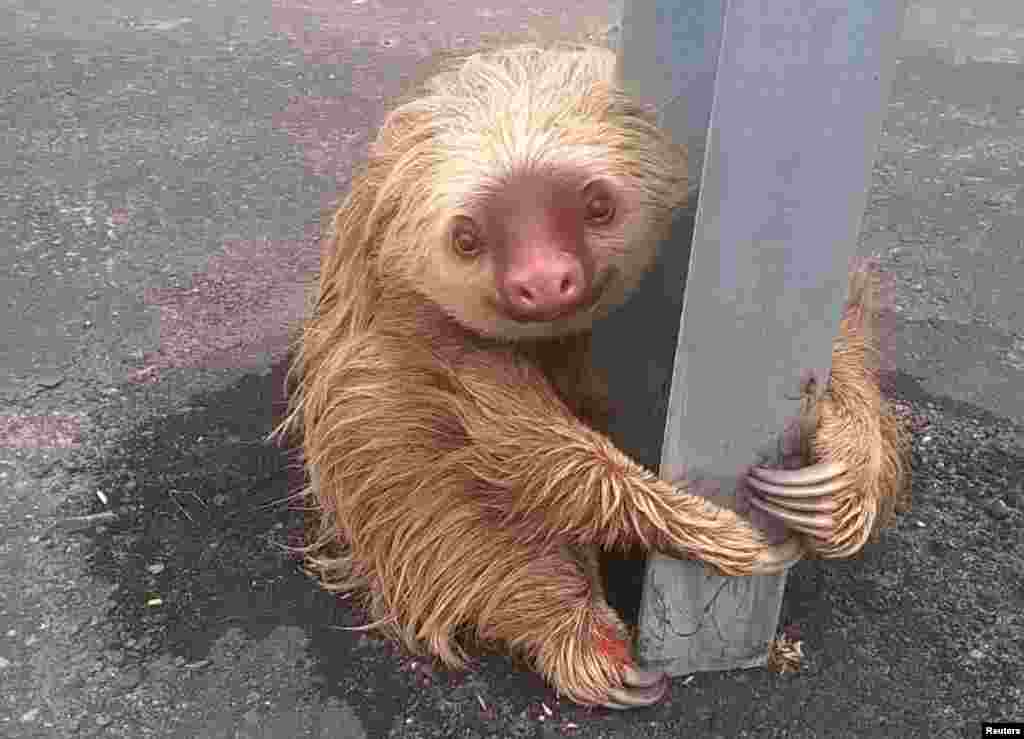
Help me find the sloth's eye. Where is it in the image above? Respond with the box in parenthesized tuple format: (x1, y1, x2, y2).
(451, 217, 483, 258)
(583, 183, 615, 225)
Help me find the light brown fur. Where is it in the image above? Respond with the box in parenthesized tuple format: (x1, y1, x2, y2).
(804, 263, 911, 557)
(277, 43, 910, 707)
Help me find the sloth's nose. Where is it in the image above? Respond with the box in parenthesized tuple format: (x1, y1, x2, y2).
(501, 252, 586, 321)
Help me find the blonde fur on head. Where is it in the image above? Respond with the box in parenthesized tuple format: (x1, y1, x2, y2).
(277, 42, 910, 709)
(314, 43, 685, 349)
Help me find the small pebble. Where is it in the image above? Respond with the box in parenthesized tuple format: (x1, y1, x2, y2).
(986, 499, 1012, 520)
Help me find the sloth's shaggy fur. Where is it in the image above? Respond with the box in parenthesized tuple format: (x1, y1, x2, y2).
(277, 43, 910, 707)
(807, 265, 911, 557)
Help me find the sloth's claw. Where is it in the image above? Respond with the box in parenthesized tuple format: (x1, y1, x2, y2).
(623, 664, 666, 688)
(748, 460, 849, 494)
(746, 460, 850, 537)
(600, 667, 668, 709)
(747, 494, 835, 536)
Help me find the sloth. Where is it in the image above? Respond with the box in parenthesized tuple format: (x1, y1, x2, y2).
(278, 42, 909, 709)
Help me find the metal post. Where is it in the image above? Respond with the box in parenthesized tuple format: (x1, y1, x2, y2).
(602, 0, 907, 675)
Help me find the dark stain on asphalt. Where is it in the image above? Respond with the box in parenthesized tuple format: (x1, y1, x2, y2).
(60, 361, 414, 737)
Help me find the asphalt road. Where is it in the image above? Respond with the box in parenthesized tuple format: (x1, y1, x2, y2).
(2, 1, 1022, 738)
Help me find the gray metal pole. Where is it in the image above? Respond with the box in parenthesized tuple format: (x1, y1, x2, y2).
(607, 0, 907, 675)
